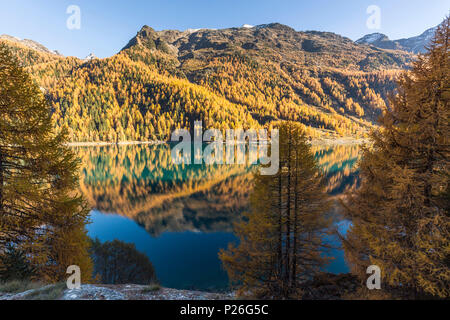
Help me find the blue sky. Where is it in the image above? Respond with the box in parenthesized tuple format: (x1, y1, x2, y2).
(0, 0, 448, 58)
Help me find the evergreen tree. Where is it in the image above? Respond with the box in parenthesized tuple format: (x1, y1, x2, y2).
(0, 244, 36, 281)
(219, 122, 331, 299)
(0, 44, 93, 282)
(342, 18, 449, 299)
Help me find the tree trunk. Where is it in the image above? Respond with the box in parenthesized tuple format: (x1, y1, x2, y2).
(0, 150, 4, 216)
(292, 151, 299, 289)
(285, 140, 291, 294)
(277, 171, 283, 287)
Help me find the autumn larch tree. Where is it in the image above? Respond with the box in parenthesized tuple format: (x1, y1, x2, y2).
(0, 44, 92, 282)
(219, 121, 331, 299)
(342, 18, 449, 299)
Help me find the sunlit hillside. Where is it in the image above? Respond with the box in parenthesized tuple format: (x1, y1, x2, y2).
(0, 23, 414, 142)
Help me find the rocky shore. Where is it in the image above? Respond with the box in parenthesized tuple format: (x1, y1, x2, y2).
(0, 273, 359, 300)
(0, 284, 234, 300)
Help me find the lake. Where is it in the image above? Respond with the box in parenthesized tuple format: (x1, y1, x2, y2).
(74, 143, 360, 291)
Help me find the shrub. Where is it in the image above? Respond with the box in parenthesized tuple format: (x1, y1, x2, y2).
(90, 239, 158, 285)
(140, 283, 161, 293)
(0, 280, 43, 294)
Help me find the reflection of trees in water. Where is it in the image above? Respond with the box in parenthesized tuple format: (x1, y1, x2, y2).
(312, 145, 360, 196)
(75, 144, 360, 235)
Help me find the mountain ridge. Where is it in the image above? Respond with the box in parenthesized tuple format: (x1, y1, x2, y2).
(122, 22, 412, 71)
(356, 26, 438, 53)
(1, 21, 434, 142)
(0, 34, 62, 56)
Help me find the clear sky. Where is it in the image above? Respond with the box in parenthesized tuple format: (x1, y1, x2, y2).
(0, 0, 448, 58)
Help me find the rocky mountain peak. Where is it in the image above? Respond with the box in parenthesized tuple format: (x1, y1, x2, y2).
(122, 25, 173, 54)
(355, 32, 402, 50)
(356, 33, 389, 44)
(255, 22, 296, 33)
(138, 25, 158, 38)
(84, 53, 97, 61)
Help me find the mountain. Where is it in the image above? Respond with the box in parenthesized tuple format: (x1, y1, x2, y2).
(396, 26, 438, 53)
(356, 26, 437, 54)
(1, 22, 429, 142)
(127, 23, 412, 71)
(0, 34, 62, 56)
(355, 33, 402, 50)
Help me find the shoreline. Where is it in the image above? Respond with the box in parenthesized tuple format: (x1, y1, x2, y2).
(310, 137, 369, 146)
(66, 140, 166, 147)
(67, 137, 369, 147)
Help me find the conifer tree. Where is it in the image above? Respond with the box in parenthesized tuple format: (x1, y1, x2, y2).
(342, 18, 449, 299)
(0, 244, 36, 281)
(0, 44, 93, 282)
(219, 122, 331, 299)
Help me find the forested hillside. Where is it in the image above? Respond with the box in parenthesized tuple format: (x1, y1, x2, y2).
(1, 23, 415, 142)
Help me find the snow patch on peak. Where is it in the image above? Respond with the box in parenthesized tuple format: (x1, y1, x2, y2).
(84, 53, 96, 61)
(186, 28, 201, 34)
(185, 28, 217, 34)
(356, 33, 387, 44)
(420, 26, 438, 40)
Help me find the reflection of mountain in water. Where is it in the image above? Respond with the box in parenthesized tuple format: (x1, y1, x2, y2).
(76, 144, 360, 236)
(133, 173, 252, 236)
(77, 144, 252, 236)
